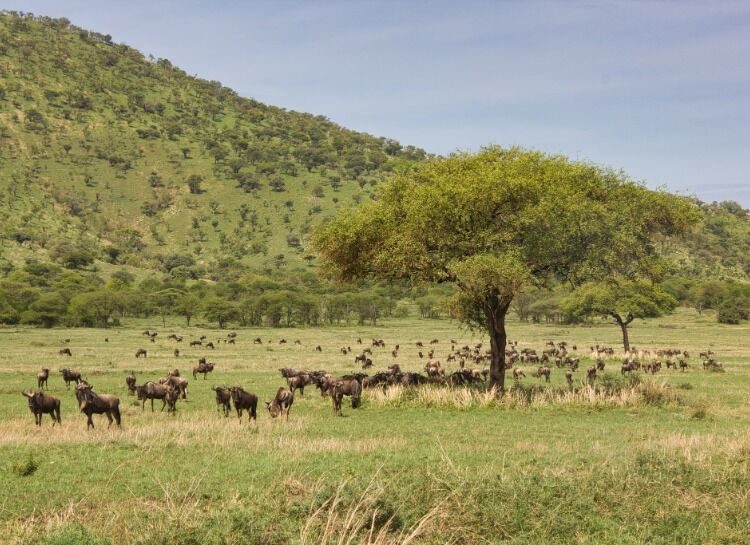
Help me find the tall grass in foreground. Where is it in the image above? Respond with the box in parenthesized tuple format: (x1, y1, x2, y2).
(366, 374, 679, 410)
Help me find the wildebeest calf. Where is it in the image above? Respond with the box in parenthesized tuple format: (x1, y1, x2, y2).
(125, 374, 137, 395)
(212, 386, 232, 416)
(331, 377, 362, 416)
(37, 368, 50, 390)
(22, 390, 61, 426)
(135, 348, 147, 358)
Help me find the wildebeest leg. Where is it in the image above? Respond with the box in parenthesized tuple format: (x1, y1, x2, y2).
(151, 398, 155, 412)
(54, 405, 61, 426)
(160, 399, 166, 412)
(299, 386, 304, 397)
(106, 411, 113, 427)
(35, 413, 41, 426)
(87, 413, 94, 429)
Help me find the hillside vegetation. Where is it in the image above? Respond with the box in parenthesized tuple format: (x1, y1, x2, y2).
(0, 12, 748, 330)
(0, 12, 425, 276)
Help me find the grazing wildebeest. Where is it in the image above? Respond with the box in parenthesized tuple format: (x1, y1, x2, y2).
(266, 387, 294, 420)
(193, 361, 215, 380)
(286, 373, 312, 396)
(229, 387, 258, 422)
(679, 359, 688, 372)
(135, 348, 147, 358)
(228, 339, 236, 345)
(512, 368, 525, 381)
(596, 359, 605, 372)
(37, 368, 50, 390)
(206, 342, 215, 349)
(174, 349, 180, 358)
(586, 367, 597, 384)
(136, 382, 173, 412)
(76, 383, 121, 429)
(59, 348, 72, 357)
(60, 368, 81, 389)
(315, 345, 322, 352)
(22, 390, 61, 426)
(331, 376, 362, 416)
(125, 374, 136, 395)
(253, 337, 262, 344)
(565, 370, 574, 387)
(212, 386, 232, 416)
(190, 340, 202, 347)
(536, 366, 551, 383)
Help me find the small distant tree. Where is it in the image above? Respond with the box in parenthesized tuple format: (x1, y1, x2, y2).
(203, 298, 239, 328)
(175, 294, 200, 326)
(563, 280, 677, 352)
(187, 174, 203, 194)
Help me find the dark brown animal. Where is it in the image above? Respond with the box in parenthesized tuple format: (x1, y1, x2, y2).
(230, 387, 258, 422)
(586, 367, 597, 384)
(193, 361, 215, 380)
(565, 370, 574, 386)
(136, 382, 172, 412)
(266, 387, 294, 420)
(76, 384, 121, 429)
(22, 390, 61, 426)
(37, 368, 50, 390)
(536, 366, 551, 382)
(512, 368, 525, 380)
(160, 375, 189, 399)
(212, 386, 232, 416)
(59, 348, 72, 357)
(286, 373, 312, 396)
(135, 348, 147, 358)
(331, 377, 362, 416)
(125, 374, 136, 395)
(60, 368, 81, 389)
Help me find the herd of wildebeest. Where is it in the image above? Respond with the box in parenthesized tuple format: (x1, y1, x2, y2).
(21, 329, 725, 428)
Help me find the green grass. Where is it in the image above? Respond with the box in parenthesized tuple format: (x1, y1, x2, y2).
(1, 308, 749, 544)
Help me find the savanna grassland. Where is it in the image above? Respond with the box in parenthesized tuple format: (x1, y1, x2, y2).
(1, 309, 749, 545)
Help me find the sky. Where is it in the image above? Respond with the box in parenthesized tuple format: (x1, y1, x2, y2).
(5, 0, 750, 205)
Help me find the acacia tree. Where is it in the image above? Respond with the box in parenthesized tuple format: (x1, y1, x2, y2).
(313, 147, 696, 392)
(562, 280, 677, 352)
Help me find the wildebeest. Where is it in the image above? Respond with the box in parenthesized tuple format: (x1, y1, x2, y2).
(229, 386, 258, 422)
(266, 387, 294, 420)
(125, 374, 136, 395)
(512, 368, 525, 381)
(190, 340, 202, 347)
(331, 376, 362, 416)
(679, 359, 689, 372)
(136, 382, 174, 412)
(37, 368, 50, 390)
(586, 367, 597, 384)
(285, 373, 312, 396)
(59, 348, 72, 357)
(424, 361, 444, 378)
(212, 386, 232, 416)
(160, 374, 188, 399)
(76, 383, 121, 429)
(565, 370, 574, 386)
(22, 390, 61, 426)
(536, 366, 551, 382)
(206, 342, 215, 349)
(60, 368, 81, 389)
(174, 349, 180, 358)
(193, 361, 215, 380)
(135, 348, 147, 358)
(253, 337, 262, 344)
(315, 345, 322, 352)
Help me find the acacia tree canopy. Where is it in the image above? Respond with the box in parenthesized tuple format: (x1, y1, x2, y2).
(562, 280, 677, 351)
(313, 146, 697, 392)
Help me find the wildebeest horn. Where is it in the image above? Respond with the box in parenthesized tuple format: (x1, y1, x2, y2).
(21, 390, 31, 397)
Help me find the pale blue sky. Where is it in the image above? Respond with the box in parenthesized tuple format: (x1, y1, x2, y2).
(6, 1, 750, 204)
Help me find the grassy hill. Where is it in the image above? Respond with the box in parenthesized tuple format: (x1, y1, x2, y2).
(0, 12, 427, 277)
(0, 11, 748, 288)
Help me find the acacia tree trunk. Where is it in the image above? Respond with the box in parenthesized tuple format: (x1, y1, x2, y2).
(485, 293, 512, 394)
(612, 313, 634, 352)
